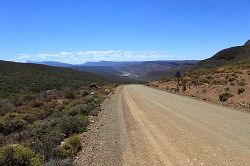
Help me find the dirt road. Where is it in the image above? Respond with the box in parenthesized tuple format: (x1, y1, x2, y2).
(75, 85, 250, 166)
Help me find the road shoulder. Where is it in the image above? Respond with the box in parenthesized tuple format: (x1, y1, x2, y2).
(74, 86, 124, 166)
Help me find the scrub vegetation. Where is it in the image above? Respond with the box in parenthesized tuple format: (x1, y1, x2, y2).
(0, 60, 114, 165)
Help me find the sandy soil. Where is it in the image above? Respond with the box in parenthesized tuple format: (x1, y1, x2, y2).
(75, 85, 250, 166)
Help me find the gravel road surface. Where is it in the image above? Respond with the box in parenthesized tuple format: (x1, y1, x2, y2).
(75, 85, 250, 166)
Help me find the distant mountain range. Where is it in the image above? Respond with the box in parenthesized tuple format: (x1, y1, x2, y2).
(26, 60, 75, 67)
(25, 40, 250, 81)
(27, 60, 199, 81)
(143, 40, 250, 81)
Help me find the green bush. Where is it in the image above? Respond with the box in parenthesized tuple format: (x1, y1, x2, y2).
(219, 92, 233, 102)
(57, 116, 88, 136)
(82, 96, 101, 115)
(26, 129, 65, 161)
(64, 90, 76, 99)
(23, 93, 36, 102)
(22, 108, 49, 123)
(0, 99, 16, 116)
(53, 108, 70, 118)
(212, 80, 223, 85)
(0, 144, 42, 166)
(0, 113, 28, 135)
(68, 96, 101, 116)
(56, 135, 82, 158)
(238, 88, 245, 94)
(9, 95, 24, 107)
(80, 90, 89, 97)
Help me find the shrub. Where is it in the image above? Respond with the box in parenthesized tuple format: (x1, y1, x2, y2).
(69, 106, 80, 116)
(238, 88, 245, 94)
(23, 93, 36, 102)
(32, 129, 64, 161)
(198, 78, 210, 85)
(53, 109, 70, 118)
(219, 92, 233, 102)
(64, 91, 75, 99)
(69, 96, 101, 116)
(22, 108, 49, 123)
(9, 95, 24, 107)
(182, 85, 187, 92)
(56, 135, 82, 158)
(82, 96, 101, 115)
(30, 98, 44, 108)
(238, 81, 246, 86)
(20, 120, 65, 161)
(80, 90, 89, 97)
(0, 144, 42, 166)
(57, 116, 88, 136)
(212, 80, 223, 85)
(227, 77, 236, 82)
(191, 79, 198, 86)
(0, 99, 16, 116)
(0, 113, 28, 135)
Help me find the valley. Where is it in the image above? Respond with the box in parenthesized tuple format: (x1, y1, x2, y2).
(28, 60, 198, 81)
(0, 40, 250, 165)
(1, 1, 249, 165)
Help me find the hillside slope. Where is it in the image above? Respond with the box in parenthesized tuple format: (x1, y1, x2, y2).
(0, 60, 117, 165)
(0, 60, 110, 98)
(149, 40, 250, 111)
(197, 41, 250, 68)
(73, 66, 122, 76)
(144, 41, 250, 81)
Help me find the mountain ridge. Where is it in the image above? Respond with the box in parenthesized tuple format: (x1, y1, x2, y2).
(27, 60, 199, 80)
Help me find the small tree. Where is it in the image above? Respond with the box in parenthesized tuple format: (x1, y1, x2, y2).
(175, 71, 181, 86)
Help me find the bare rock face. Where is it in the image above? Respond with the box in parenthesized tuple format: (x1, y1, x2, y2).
(244, 40, 250, 46)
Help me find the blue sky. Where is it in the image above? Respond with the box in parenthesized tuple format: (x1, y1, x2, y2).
(0, 0, 249, 64)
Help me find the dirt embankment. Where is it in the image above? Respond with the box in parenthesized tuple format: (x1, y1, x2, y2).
(149, 68, 250, 112)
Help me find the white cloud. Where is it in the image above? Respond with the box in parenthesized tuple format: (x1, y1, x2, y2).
(16, 54, 31, 60)
(15, 50, 172, 64)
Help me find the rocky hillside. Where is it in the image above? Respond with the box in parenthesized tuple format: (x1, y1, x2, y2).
(196, 40, 250, 68)
(149, 40, 250, 111)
